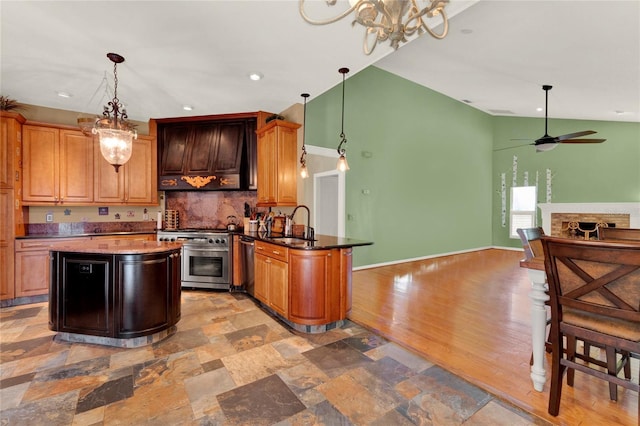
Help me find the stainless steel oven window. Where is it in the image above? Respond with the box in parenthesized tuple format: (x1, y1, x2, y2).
(182, 247, 229, 285)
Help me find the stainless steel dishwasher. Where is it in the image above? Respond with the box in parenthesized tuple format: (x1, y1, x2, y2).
(239, 236, 255, 295)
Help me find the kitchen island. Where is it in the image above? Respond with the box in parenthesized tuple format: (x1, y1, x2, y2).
(239, 232, 372, 333)
(49, 239, 182, 347)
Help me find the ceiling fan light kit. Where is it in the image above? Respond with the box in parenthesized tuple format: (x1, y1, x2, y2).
(299, 0, 449, 55)
(532, 85, 605, 152)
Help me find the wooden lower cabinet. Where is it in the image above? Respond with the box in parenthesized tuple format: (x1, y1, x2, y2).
(14, 237, 88, 298)
(254, 240, 352, 326)
(0, 189, 15, 300)
(255, 241, 289, 317)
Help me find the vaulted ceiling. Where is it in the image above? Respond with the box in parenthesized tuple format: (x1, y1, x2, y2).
(1, 1, 638, 123)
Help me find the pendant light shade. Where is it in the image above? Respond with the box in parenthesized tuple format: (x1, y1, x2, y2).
(92, 53, 137, 173)
(336, 67, 350, 172)
(300, 93, 310, 179)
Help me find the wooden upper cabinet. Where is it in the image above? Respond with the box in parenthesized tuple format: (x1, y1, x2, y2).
(94, 135, 157, 205)
(22, 125, 93, 205)
(1, 113, 24, 189)
(256, 120, 300, 207)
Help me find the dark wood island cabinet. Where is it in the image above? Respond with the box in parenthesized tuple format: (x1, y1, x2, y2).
(49, 240, 182, 347)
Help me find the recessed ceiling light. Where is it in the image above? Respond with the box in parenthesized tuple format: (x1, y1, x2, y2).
(248, 72, 263, 81)
(536, 107, 543, 112)
(57, 91, 72, 98)
(183, 105, 193, 111)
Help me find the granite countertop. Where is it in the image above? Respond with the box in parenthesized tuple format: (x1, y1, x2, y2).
(239, 232, 373, 250)
(16, 231, 157, 239)
(49, 240, 182, 254)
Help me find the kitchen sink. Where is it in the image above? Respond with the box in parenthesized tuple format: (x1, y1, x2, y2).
(269, 237, 315, 245)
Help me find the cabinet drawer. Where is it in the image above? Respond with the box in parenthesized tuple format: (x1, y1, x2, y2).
(254, 241, 288, 262)
(15, 237, 88, 251)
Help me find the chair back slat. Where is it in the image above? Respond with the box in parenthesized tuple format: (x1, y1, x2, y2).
(517, 227, 545, 260)
(597, 226, 640, 242)
(542, 237, 640, 323)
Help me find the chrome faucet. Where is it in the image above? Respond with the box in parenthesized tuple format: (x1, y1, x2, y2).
(289, 205, 314, 240)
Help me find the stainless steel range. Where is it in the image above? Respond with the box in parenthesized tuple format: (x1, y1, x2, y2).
(157, 229, 230, 290)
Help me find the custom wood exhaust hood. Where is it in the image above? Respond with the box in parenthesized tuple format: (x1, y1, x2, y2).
(151, 112, 271, 191)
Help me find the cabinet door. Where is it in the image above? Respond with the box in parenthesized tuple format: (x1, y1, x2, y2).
(214, 122, 244, 174)
(0, 189, 14, 300)
(59, 130, 93, 204)
(268, 258, 288, 317)
(124, 137, 157, 204)
(254, 253, 270, 303)
(257, 125, 277, 205)
(94, 144, 126, 203)
(117, 252, 170, 337)
(22, 125, 59, 202)
(275, 125, 298, 206)
(170, 250, 182, 322)
(56, 253, 112, 336)
(14, 249, 50, 297)
(0, 116, 21, 189)
(159, 125, 190, 175)
(289, 249, 332, 324)
(186, 124, 219, 174)
(340, 248, 353, 317)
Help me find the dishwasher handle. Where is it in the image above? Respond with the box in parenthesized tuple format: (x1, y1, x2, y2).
(239, 237, 254, 246)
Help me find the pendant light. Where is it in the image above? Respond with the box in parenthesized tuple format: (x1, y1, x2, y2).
(300, 93, 310, 179)
(336, 67, 350, 172)
(92, 53, 137, 173)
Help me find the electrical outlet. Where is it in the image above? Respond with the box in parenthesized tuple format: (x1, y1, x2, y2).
(46, 213, 53, 222)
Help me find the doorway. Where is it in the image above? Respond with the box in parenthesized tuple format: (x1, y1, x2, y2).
(313, 170, 345, 237)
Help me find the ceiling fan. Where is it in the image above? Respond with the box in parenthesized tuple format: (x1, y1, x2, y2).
(506, 85, 606, 152)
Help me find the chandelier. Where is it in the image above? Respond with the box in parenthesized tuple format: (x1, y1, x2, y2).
(92, 53, 137, 172)
(299, 0, 449, 54)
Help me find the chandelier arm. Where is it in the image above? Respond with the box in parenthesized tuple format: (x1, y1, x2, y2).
(419, 9, 449, 39)
(363, 27, 380, 55)
(299, 0, 359, 26)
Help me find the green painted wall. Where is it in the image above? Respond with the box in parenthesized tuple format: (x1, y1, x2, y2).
(492, 116, 640, 248)
(306, 66, 640, 267)
(306, 66, 494, 266)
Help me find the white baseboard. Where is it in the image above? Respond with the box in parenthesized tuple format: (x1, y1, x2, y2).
(353, 246, 525, 271)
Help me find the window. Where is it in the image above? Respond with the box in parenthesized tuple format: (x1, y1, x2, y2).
(510, 186, 537, 238)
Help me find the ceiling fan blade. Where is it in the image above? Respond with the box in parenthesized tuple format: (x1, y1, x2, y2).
(559, 138, 606, 144)
(556, 130, 597, 141)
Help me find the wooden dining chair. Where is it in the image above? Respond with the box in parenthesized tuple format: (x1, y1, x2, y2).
(598, 225, 640, 242)
(541, 236, 640, 417)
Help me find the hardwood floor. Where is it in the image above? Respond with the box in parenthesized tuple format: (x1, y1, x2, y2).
(350, 248, 638, 425)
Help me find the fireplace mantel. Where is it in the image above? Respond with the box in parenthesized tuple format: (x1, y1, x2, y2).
(538, 202, 640, 235)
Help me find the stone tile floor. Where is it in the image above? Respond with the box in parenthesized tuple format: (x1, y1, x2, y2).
(0, 291, 550, 425)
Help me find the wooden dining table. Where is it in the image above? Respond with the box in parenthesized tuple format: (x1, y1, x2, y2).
(520, 256, 549, 392)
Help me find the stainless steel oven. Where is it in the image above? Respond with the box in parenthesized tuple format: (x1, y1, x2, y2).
(157, 230, 230, 290)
